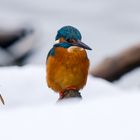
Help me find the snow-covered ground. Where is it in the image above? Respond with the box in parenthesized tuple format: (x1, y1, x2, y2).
(0, 66, 123, 108)
(0, 0, 140, 139)
(0, 66, 140, 140)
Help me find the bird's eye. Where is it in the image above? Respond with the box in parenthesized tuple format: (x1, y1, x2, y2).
(66, 39, 76, 43)
(66, 39, 71, 42)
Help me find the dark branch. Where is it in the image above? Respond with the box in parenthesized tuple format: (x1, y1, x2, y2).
(91, 44, 140, 82)
(58, 89, 82, 100)
(0, 94, 5, 105)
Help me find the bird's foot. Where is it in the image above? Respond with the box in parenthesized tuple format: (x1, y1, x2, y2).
(65, 86, 77, 91)
(59, 87, 82, 100)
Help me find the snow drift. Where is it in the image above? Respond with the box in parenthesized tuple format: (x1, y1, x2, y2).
(0, 66, 140, 140)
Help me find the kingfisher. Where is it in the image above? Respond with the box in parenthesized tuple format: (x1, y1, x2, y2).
(46, 26, 92, 99)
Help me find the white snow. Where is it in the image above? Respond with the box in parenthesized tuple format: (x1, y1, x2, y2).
(0, 66, 140, 140)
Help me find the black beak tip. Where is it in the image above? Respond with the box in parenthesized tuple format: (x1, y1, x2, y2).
(77, 40, 92, 50)
(88, 47, 92, 50)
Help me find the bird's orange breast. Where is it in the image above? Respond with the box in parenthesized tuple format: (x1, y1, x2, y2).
(46, 46, 89, 93)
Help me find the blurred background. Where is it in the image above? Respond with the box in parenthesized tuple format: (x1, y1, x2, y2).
(0, 0, 140, 87)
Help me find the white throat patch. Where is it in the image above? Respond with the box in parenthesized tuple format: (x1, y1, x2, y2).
(67, 46, 84, 53)
(55, 39, 60, 44)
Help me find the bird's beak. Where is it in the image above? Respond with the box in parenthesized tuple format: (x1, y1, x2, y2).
(74, 40, 92, 50)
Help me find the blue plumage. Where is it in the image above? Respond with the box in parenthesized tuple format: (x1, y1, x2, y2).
(47, 48, 55, 60)
(55, 26, 82, 41)
(54, 42, 72, 48)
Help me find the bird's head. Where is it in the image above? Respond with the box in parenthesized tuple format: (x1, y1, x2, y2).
(55, 26, 92, 50)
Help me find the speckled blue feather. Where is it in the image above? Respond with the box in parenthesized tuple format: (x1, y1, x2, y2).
(55, 26, 82, 41)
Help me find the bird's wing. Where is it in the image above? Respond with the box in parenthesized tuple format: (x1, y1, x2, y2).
(46, 47, 55, 62)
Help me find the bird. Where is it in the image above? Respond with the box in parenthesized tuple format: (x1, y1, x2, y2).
(46, 26, 92, 99)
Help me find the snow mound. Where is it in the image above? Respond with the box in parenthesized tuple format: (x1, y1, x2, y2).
(0, 66, 140, 140)
(0, 65, 127, 108)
